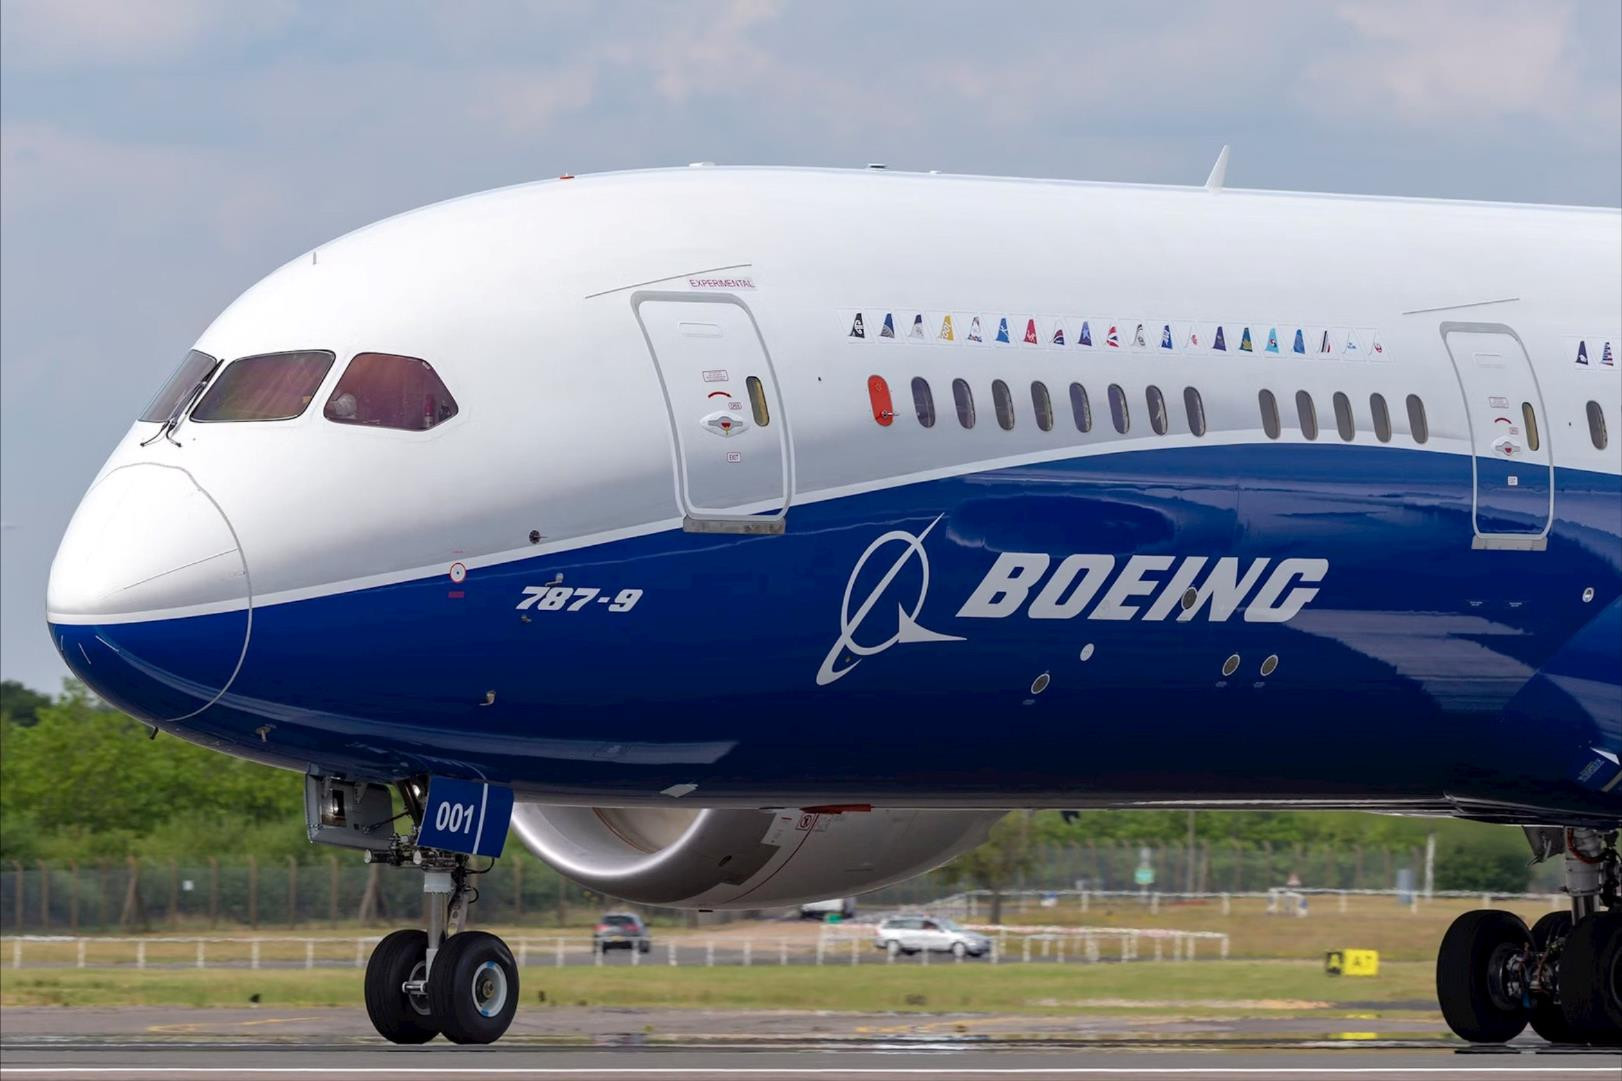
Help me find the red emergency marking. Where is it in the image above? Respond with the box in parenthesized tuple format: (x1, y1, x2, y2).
(867, 375, 894, 426)
(801, 803, 872, 814)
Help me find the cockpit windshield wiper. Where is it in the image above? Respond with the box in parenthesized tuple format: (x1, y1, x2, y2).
(139, 358, 221, 447)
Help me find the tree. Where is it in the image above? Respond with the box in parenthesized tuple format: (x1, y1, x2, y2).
(935, 812, 1038, 924)
(0, 680, 51, 727)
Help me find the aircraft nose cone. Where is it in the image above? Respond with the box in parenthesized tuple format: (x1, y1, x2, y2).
(47, 464, 250, 723)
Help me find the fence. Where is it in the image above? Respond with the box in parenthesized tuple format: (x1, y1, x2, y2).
(0, 840, 1563, 934)
(1, 925, 1228, 970)
(923, 887, 1570, 921)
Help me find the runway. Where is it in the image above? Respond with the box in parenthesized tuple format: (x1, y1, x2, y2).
(1, 1008, 1616, 1080)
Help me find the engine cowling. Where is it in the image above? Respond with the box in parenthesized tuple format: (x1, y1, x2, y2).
(510, 804, 1004, 909)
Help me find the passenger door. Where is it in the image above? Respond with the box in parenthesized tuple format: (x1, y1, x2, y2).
(634, 293, 790, 532)
(1440, 323, 1553, 549)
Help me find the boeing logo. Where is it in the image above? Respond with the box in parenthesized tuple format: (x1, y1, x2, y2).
(958, 553, 1329, 623)
(816, 516, 964, 686)
(819, 528, 1330, 686)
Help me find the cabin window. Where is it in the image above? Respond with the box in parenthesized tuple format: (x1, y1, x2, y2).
(952, 378, 976, 429)
(869, 374, 895, 425)
(1108, 384, 1130, 434)
(1587, 401, 1608, 450)
(1370, 393, 1392, 443)
(866, 375, 892, 427)
(1184, 387, 1206, 437)
(193, 350, 336, 423)
(1031, 381, 1054, 432)
(1406, 394, 1429, 444)
(747, 376, 771, 427)
(1520, 401, 1540, 451)
(1259, 389, 1281, 440)
(1295, 390, 1318, 440)
(1333, 391, 1355, 441)
(140, 350, 219, 423)
(1146, 385, 1169, 435)
(911, 377, 936, 428)
(1070, 383, 1092, 433)
(323, 352, 458, 431)
(992, 379, 1016, 430)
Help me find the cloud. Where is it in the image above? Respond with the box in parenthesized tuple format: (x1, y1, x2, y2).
(1296, 1, 1618, 142)
(0, 0, 296, 69)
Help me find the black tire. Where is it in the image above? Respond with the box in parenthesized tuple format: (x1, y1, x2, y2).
(1437, 909, 1532, 1043)
(428, 931, 520, 1046)
(1559, 910, 1622, 1045)
(1528, 912, 1577, 1044)
(364, 929, 439, 1044)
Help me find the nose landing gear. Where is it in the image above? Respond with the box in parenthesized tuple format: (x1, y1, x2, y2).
(1437, 827, 1620, 1046)
(360, 849, 520, 1045)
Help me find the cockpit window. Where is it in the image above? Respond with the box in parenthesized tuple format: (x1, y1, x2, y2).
(190, 350, 335, 423)
(139, 350, 218, 423)
(324, 352, 459, 431)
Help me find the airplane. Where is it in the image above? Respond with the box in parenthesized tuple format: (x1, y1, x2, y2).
(44, 162, 1620, 1046)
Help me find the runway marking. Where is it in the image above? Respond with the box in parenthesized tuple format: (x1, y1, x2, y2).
(5, 1067, 1620, 1076)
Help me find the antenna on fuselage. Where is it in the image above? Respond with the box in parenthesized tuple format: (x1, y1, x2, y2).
(1204, 145, 1230, 193)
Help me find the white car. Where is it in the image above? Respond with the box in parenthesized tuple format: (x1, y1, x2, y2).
(874, 915, 990, 958)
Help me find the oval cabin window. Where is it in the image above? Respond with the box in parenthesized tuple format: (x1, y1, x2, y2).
(1333, 392, 1355, 441)
(1108, 384, 1130, 434)
(1146, 385, 1168, 435)
(1259, 389, 1281, 440)
(746, 376, 770, 427)
(1406, 394, 1429, 444)
(1370, 393, 1392, 443)
(867, 375, 893, 427)
(953, 378, 976, 429)
(1070, 383, 1092, 432)
(1587, 400, 1609, 450)
(911, 377, 935, 428)
(1296, 390, 1318, 441)
(1184, 386, 1206, 437)
(1031, 381, 1053, 432)
(992, 379, 1016, 430)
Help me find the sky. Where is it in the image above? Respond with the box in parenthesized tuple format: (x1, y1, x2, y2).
(2, 0, 1620, 693)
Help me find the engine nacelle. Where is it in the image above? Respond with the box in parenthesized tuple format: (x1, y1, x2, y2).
(510, 804, 1004, 909)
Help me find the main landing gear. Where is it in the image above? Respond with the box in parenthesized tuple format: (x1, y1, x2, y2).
(1437, 827, 1621, 1046)
(304, 775, 520, 1044)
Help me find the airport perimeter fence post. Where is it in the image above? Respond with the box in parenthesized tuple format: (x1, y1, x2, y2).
(1055, 937, 1064, 964)
(1220, 935, 1229, 959)
(197, 940, 205, 969)
(77, 939, 86, 968)
(10, 937, 19, 971)
(779, 939, 787, 966)
(251, 939, 260, 971)
(1021, 938, 1031, 964)
(742, 941, 751, 967)
(136, 941, 145, 970)
(556, 937, 564, 967)
(1154, 937, 1163, 962)
(1220, 892, 1230, 915)
(706, 940, 715, 967)
(815, 938, 824, 966)
(850, 937, 859, 966)
(354, 938, 365, 968)
(921, 940, 929, 965)
(305, 939, 315, 970)
(630, 939, 640, 966)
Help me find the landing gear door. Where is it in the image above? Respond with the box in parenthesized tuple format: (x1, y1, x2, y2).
(634, 293, 790, 533)
(1440, 323, 1553, 550)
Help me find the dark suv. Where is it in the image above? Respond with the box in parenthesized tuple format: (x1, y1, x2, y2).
(593, 911, 650, 953)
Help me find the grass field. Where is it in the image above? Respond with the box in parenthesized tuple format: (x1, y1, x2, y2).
(0, 959, 1439, 1016)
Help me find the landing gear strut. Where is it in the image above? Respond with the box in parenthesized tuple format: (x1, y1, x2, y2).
(305, 774, 520, 1045)
(1437, 826, 1620, 1046)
